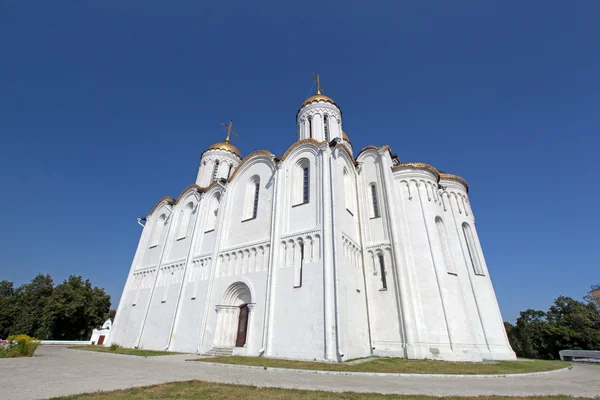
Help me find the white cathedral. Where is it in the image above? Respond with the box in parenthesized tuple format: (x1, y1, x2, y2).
(110, 78, 516, 362)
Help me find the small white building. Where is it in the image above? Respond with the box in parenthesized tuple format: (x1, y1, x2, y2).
(90, 319, 112, 346)
(110, 80, 516, 362)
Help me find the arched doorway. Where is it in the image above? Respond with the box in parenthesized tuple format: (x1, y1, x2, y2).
(214, 282, 253, 348)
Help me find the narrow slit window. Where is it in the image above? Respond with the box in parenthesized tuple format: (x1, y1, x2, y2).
(324, 115, 329, 142)
(303, 167, 309, 203)
(212, 161, 220, 182)
(378, 254, 387, 290)
(308, 117, 312, 139)
(252, 182, 259, 219)
(371, 184, 381, 218)
(228, 164, 234, 179)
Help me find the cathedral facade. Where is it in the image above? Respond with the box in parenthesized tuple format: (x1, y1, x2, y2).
(110, 83, 516, 362)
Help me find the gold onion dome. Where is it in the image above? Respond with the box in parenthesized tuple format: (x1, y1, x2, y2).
(301, 93, 338, 108)
(300, 73, 339, 109)
(206, 140, 242, 159)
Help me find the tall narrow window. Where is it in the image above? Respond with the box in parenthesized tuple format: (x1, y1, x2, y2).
(308, 117, 313, 139)
(212, 160, 220, 182)
(462, 223, 484, 275)
(252, 182, 259, 219)
(177, 202, 194, 240)
(149, 214, 166, 248)
(302, 167, 309, 203)
(294, 242, 304, 287)
(293, 159, 310, 206)
(370, 183, 381, 218)
(228, 164, 234, 179)
(378, 254, 387, 290)
(436, 217, 456, 274)
(243, 176, 261, 221)
(324, 115, 329, 142)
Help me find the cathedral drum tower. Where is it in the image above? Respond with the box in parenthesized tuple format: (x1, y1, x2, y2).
(110, 75, 516, 362)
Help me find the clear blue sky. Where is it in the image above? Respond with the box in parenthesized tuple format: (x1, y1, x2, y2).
(1, 1, 598, 322)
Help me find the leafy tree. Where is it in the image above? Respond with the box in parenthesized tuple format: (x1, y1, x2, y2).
(507, 296, 600, 360)
(41, 275, 111, 340)
(0, 281, 14, 299)
(0, 274, 111, 340)
(10, 274, 54, 338)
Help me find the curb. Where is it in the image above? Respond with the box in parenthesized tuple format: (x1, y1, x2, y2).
(185, 360, 572, 378)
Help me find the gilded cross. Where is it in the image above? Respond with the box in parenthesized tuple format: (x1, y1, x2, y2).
(220, 120, 238, 143)
(312, 73, 323, 94)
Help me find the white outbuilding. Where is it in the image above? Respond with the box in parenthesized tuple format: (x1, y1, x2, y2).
(110, 78, 516, 362)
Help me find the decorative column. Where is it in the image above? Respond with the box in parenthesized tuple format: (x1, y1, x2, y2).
(312, 113, 323, 142)
(246, 303, 256, 348)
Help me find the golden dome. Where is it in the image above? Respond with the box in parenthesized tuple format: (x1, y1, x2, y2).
(342, 130, 350, 142)
(205, 141, 242, 158)
(301, 93, 338, 108)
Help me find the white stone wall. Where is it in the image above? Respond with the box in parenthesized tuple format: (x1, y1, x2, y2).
(111, 113, 515, 362)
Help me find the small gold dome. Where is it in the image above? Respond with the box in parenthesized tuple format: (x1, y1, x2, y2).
(301, 93, 338, 108)
(342, 130, 350, 142)
(205, 141, 242, 158)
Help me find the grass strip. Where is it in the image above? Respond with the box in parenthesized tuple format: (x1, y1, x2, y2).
(50, 380, 590, 399)
(69, 345, 176, 357)
(192, 356, 568, 375)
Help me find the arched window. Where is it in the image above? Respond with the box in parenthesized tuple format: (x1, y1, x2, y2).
(293, 159, 310, 206)
(324, 115, 329, 142)
(149, 213, 166, 248)
(243, 176, 260, 221)
(308, 117, 313, 139)
(206, 193, 221, 232)
(212, 160, 220, 182)
(177, 202, 194, 240)
(228, 164, 234, 179)
(343, 168, 355, 214)
(370, 183, 381, 218)
(462, 223, 485, 275)
(436, 217, 456, 274)
(378, 253, 387, 290)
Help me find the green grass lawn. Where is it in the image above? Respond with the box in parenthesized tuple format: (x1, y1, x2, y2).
(69, 345, 177, 357)
(192, 356, 569, 375)
(49, 380, 590, 400)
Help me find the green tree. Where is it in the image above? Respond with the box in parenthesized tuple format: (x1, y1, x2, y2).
(10, 274, 54, 338)
(40, 275, 111, 340)
(0, 281, 14, 299)
(0, 281, 16, 338)
(507, 296, 600, 360)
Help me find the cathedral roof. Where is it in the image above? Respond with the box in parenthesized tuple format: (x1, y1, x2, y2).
(300, 93, 338, 109)
(342, 130, 350, 143)
(204, 141, 242, 159)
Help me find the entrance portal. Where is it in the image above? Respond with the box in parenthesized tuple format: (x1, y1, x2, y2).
(236, 304, 249, 347)
(214, 282, 253, 348)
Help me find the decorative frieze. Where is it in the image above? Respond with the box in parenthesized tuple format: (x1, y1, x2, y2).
(217, 242, 271, 277)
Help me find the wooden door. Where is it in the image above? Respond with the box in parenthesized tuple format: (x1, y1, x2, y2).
(98, 335, 105, 345)
(235, 304, 249, 347)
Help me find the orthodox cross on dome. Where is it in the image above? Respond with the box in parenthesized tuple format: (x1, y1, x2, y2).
(312, 73, 323, 95)
(220, 120, 238, 143)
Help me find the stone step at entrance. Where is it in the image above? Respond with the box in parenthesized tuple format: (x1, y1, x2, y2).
(203, 347, 234, 357)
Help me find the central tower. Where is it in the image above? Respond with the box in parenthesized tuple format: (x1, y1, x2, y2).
(297, 74, 343, 143)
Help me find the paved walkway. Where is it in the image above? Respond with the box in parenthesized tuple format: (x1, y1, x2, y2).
(1, 346, 599, 399)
